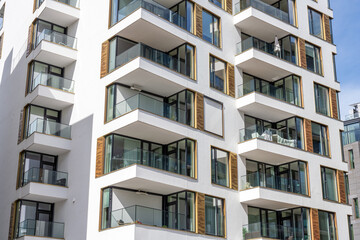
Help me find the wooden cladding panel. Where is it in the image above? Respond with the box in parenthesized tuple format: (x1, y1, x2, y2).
(226, 0, 232, 14)
(324, 15, 332, 43)
(230, 152, 238, 190)
(337, 171, 347, 204)
(196, 193, 205, 234)
(195, 4, 203, 38)
(329, 88, 338, 119)
(227, 64, 235, 98)
(96, 137, 105, 178)
(26, 24, 34, 57)
(299, 38, 307, 69)
(100, 41, 109, 78)
(304, 119, 313, 153)
(8, 201, 16, 240)
(310, 208, 320, 240)
(195, 93, 204, 131)
(17, 108, 25, 144)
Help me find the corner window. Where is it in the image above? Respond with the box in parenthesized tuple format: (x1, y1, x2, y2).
(211, 147, 229, 187)
(210, 56, 226, 93)
(349, 150, 355, 169)
(355, 198, 360, 218)
(308, 8, 323, 38)
(333, 54, 338, 82)
(312, 122, 329, 156)
(318, 210, 336, 240)
(305, 42, 322, 74)
(205, 196, 225, 236)
(202, 10, 220, 47)
(321, 167, 338, 201)
(314, 83, 330, 116)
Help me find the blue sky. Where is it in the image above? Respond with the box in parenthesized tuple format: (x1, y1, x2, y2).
(331, 0, 360, 118)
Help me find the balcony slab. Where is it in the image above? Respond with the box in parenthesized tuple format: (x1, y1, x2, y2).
(17, 182, 68, 203)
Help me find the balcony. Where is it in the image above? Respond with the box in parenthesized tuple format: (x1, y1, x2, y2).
(345, 112, 360, 120)
(23, 167, 68, 187)
(17, 219, 64, 239)
(30, 29, 77, 67)
(234, 0, 296, 42)
(242, 223, 303, 240)
(343, 129, 360, 145)
(35, 0, 80, 27)
(27, 118, 71, 139)
(26, 73, 74, 110)
(109, 0, 191, 51)
(235, 35, 299, 81)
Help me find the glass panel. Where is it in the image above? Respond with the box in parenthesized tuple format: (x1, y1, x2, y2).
(210, 56, 226, 93)
(321, 167, 338, 201)
(205, 196, 224, 236)
(319, 211, 336, 240)
(314, 84, 330, 116)
(312, 122, 329, 156)
(309, 8, 323, 38)
(306, 42, 322, 74)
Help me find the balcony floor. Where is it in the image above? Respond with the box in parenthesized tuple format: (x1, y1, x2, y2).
(36, 0, 80, 27)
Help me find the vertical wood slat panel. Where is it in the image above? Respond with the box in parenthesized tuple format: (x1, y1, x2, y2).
(226, 0, 232, 14)
(310, 208, 320, 240)
(337, 170, 347, 204)
(16, 153, 22, 189)
(17, 108, 25, 144)
(299, 38, 307, 69)
(227, 63, 235, 98)
(8, 201, 16, 240)
(230, 152, 238, 190)
(304, 119, 313, 153)
(96, 137, 105, 178)
(195, 92, 204, 131)
(329, 88, 338, 119)
(196, 193, 205, 234)
(26, 24, 34, 57)
(33, 0, 37, 12)
(100, 41, 109, 78)
(195, 4, 202, 38)
(324, 15, 332, 43)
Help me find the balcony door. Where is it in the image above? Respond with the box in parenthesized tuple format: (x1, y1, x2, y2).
(25, 105, 61, 137)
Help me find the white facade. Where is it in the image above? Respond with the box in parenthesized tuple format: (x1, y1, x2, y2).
(0, 0, 352, 240)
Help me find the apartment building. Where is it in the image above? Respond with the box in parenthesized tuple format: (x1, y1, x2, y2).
(0, 0, 352, 239)
(343, 103, 360, 240)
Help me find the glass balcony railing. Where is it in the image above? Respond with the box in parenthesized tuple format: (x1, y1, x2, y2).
(238, 83, 296, 105)
(242, 222, 303, 240)
(236, 36, 274, 55)
(345, 112, 360, 120)
(113, 0, 186, 29)
(23, 167, 68, 187)
(234, 0, 291, 24)
(110, 205, 189, 231)
(31, 73, 74, 93)
(109, 148, 190, 176)
(18, 219, 64, 239)
(36, 0, 80, 9)
(239, 127, 298, 148)
(113, 93, 187, 124)
(36, 29, 77, 49)
(240, 172, 307, 195)
(343, 129, 360, 145)
(27, 118, 71, 139)
(114, 43, 189, 76)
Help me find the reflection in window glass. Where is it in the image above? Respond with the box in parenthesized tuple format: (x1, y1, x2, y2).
(319, 210, 336, 240)
(202, 10, 220, 47)
(205, 196, 224, 236)
(308, 8, 323, 38)
(305, 42, 322, 74)
(211, 147, 229, 187)
(314, 83, 330, 116)
(312, 122, 329, 156)
(321, 167, 338, 201)
(210, 56, 226, 93)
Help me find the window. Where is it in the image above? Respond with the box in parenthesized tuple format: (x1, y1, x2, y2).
(321, 167, 338, 201)
(202, 10, 220, 47)
(348, 215, 354, 240)
(211, 147, 229, 187)
(328, 0, 332, 9)
(333, 54, 338, 82)
(204, 97, 223, 136)
(314, 83, 330, 116)
(305, 42, 322, 74)
(312, 122, 329, 156)
(345, 173, 350, 204)
(210, 56, 227, 93)
(0, 4, 4, 31)
(349, 150, 355, 169)
(279, 35, 299, 65)
(355, 198, 360, 218)
(308, 8, 323, 38)
(0, 34, 3, 59)
(205, 196, 225, 236)
(329, 18, 334, 43)
(318, 210, 336, 240)
(209, 0, 224, 8)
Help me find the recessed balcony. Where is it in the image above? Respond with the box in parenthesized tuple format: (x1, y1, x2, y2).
(26, 73, 74, 110)
(35, 0, 80, 27)
(235, 35, 299, 82)
(17, 219, 64, 239)
(29, 29, 77, 67)
(234, 0, 296, 42)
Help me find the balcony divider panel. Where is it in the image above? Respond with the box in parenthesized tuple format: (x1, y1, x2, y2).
(195, 4, 202, 38)
(230, 152, 238, 190)
(227, 63, 235, 98)
(324, 15, 332, 43)
(304, 119, 313, 152)
(196, 192, 205, 234)
(100, 40, 109, 78)
(299, 38, 307, 69)
(8, 201, 17, 240)
(26, 23, 34, 57)
(226, 0, 232, 14)
(310, 208, 320, 239)
(337, 170, 347, 204)
(17, 108, 25, 144)
(195, 92, 204, 131)
(329, 88, 338, 119)
(96, 137, 105, 178)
